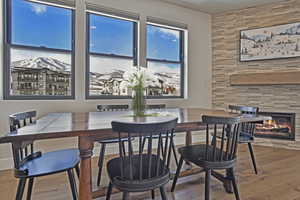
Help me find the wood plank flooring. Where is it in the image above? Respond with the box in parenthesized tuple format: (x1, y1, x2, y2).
(1, 144, 300, 200)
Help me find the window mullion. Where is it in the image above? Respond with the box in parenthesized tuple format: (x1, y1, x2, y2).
(146, 58, 181, 64)
(89, 52, 134, 60)
(9, 44, 73, 54)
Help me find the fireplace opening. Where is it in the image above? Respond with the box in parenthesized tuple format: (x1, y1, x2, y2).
(255, 112, 296, 140)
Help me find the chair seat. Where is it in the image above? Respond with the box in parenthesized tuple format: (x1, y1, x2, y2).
(239, 132, 254, 143)
(97, 137, 134, 144)
(178, 144, 236, 169)
(19, 148, 80, 178)
(107, 154, 170, 192)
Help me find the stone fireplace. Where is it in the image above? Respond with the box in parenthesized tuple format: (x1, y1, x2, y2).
(212, 0, 300, 145)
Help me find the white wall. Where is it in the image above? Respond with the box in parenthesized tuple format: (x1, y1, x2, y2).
(0, 0, 212, 169)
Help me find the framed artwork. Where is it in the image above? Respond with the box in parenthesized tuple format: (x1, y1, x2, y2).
(240, 22, 300, 61)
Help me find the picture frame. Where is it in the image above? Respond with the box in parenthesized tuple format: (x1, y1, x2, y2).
(240, 22, 300, 61)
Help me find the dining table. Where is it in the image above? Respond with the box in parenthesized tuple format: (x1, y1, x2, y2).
(0, 107, 271, 200)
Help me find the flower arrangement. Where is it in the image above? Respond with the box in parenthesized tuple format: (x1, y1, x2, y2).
(122, 66, 157, 116)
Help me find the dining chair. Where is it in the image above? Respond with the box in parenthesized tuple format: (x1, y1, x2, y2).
(171, 115, 242, 200)
(228, 105, 259, 174)
(95, 104, 133, 187)
(106, 118, 178, 200)
(142, 104, 179, 168)
(9, 110, 80, 200)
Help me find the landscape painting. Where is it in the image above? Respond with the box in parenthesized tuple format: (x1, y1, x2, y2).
(240, 22, 300, 61)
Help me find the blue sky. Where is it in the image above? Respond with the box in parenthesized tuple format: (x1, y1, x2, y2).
(89, 14, 134, 56)
(12, 0, 72, 50)
(89, 14, 180, 61)
(147, 25, 180, 61)
(12, 0, 181, 63)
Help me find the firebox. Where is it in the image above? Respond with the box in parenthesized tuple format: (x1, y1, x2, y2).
(255, 112, 296, 140)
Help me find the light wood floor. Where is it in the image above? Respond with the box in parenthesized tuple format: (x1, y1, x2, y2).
(1, 144, 300, 200)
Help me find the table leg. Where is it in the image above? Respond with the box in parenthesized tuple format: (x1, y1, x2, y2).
(79, 136, 94, 200)
(185, 131, 192, 146)
(185, 131, 192, 167)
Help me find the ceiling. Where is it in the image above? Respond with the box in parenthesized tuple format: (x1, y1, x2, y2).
(160, 0, 286, 14)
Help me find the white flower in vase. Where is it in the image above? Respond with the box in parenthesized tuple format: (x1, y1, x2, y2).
(122, 66, 156, 116)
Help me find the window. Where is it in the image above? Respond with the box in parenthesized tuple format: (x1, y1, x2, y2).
(146, 24, 185, 98)
(4, 0, 74, 99)
(86, 12, 137, 98)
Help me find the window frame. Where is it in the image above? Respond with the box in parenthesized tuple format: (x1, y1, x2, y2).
(3, 0, 76, 100)
(85, 11, 138, 99)
(146, 23, 185, 99)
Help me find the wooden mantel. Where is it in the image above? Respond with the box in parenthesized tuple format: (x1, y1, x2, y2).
(230, 71, 300, 86)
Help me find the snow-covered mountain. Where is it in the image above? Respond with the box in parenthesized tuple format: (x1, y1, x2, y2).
(11, 57, 71, 72)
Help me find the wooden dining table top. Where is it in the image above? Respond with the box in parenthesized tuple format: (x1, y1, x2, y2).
(0, 107, 271, 144)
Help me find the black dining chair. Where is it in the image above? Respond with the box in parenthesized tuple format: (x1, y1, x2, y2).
(142, 104, 179, 168)
(228, 105, 259, 174)
(106, 118, 178, 200)
(95, 104, 134, 187)
(9, 110, 80, 200)
(171, 115, 242, 200)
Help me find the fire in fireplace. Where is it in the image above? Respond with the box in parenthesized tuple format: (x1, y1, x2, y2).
(255, 112, 296, 140)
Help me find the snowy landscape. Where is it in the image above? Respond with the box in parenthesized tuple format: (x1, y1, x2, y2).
(89, 60, 181, 97)
(240, 22, 300, 61)
(10, 53, 72, 96)
(10, 50, 181, 97)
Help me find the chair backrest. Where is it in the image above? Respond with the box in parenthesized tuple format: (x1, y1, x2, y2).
(202, 115, 241, 162)
(146, 104, 166, 109)
(228, 105, 259, 115)
(111, 118, 178, 181)
(97, 104, 129, 111)
(9, 111, 41, 177)
(228, 105, 258, 137)
(9, 110, 36, 132)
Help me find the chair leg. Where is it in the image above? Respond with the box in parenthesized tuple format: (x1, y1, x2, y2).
(167, 139, 173, 167)
(106, 182, 113, 200)
(151, 189, 155, 199)
(205, 169, 211, 200)
(171, 156, 184, 192)
(160, 186, 167, 200)
(129, 141, 134, 155)
(16, 178, 26, 200)
(248, 143, 258, 174)
(97, 143, 106, 186)
(171, 140, 179, 167)
(160, 139, 165, 156)
(26, 178, 34, 200)
(67, 169, 78, 200)
(141, 137, 147, 152)
(122, 192, 129, 200)
(230, 168, 240, 200)
(75, 164, 80, 179)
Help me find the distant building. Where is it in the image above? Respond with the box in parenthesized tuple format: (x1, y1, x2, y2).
(11, 67, 71, 96)
(89, 70, 180, 97)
